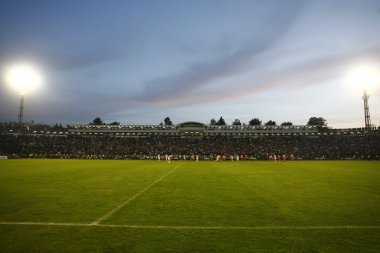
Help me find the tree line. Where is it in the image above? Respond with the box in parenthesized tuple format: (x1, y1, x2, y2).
(208, 116, 326, 127)
(0, 116, 327, 131)
(90, 116, 327, 128)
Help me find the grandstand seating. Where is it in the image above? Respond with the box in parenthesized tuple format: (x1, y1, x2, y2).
(0, 122, 379, 160)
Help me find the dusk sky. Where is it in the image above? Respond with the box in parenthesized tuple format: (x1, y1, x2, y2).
(1, 0, 380, 128)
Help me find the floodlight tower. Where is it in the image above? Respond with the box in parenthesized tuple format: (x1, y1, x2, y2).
(4, 63, 43, 126)
(18, 93, 25, 125)
(347, 63, 379, 129)
(362, 90, 371, 129)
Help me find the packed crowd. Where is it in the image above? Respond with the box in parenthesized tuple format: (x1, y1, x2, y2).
(1, 133, 379, 160)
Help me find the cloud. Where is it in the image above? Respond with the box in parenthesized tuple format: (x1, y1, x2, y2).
(135, 43, 380, 107)
(135, 2, 304, 104)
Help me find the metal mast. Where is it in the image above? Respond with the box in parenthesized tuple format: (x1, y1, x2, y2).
(362, 91, 371, 129)
(17, 94, 24, 125)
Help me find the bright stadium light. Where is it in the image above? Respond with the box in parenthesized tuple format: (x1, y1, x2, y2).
(4, 63, 43, 95)
(346, 63, 380, 93)
(3, 63, 43, 125)
(345, 62, 380, 129)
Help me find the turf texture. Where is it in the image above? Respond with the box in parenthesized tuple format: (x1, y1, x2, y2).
(0, 159, 379, 252)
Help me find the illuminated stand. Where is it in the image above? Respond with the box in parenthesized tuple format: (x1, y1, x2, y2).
(362, 91, 371, 130)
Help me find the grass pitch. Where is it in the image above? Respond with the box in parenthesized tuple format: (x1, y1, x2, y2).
(0, 159, 379, 252)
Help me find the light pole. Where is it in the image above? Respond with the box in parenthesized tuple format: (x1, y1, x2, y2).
(18, 93, 25, 125)
(346, 63, 379, 129)
(362, 90, 371, 130)
(4, 63, 43, 126)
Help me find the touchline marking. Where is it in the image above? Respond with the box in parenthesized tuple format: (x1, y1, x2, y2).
(95, 224, 380, 230)
(91, 164, 183, 225)
(0, 222, 380, 230)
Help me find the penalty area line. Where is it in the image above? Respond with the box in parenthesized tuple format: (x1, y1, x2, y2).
(0, 222, 380, 230)
(91, 163, 183, 225)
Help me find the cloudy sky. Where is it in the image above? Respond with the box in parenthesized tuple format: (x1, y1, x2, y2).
(1, 0, 380, 128)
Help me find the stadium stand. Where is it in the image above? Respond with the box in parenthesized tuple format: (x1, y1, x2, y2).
(0, 122, 379, 160)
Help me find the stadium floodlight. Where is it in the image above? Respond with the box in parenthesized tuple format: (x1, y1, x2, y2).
(346, 64, 380, 93)
(346, 63, 380, 129)
(4, 63, 43, 125)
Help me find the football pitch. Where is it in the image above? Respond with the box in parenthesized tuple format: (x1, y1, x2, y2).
(0, 159, 379, 252)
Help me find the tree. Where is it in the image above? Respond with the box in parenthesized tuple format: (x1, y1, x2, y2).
(249, 118, 262, 126)
(281, 122, 293, 126)
(53, 123, 64, 130)
(210, 118, 217, 125)
(216, 117, 226, 125)
(265, 120, 276, 126)
(91, 117, 104, 125)
(164, 117, 173, 126)
(109, 121, 120, 125)
(232, 119, 241, 126)
(307, 117, 327, 127)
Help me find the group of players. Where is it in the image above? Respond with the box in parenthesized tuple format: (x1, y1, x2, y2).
(157, 154, 199, 163)
(157, 153, 296, 162)
(268, 153, 295, 163)
(215, 154, 240, 162)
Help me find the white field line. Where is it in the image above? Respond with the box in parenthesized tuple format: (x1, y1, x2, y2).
(91, 164, 183, 225)
(0, 221, 89, 227)
(0, 221, 380, 230)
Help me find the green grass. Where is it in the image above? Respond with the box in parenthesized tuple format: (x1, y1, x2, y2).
(0, 159, 379, 252)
